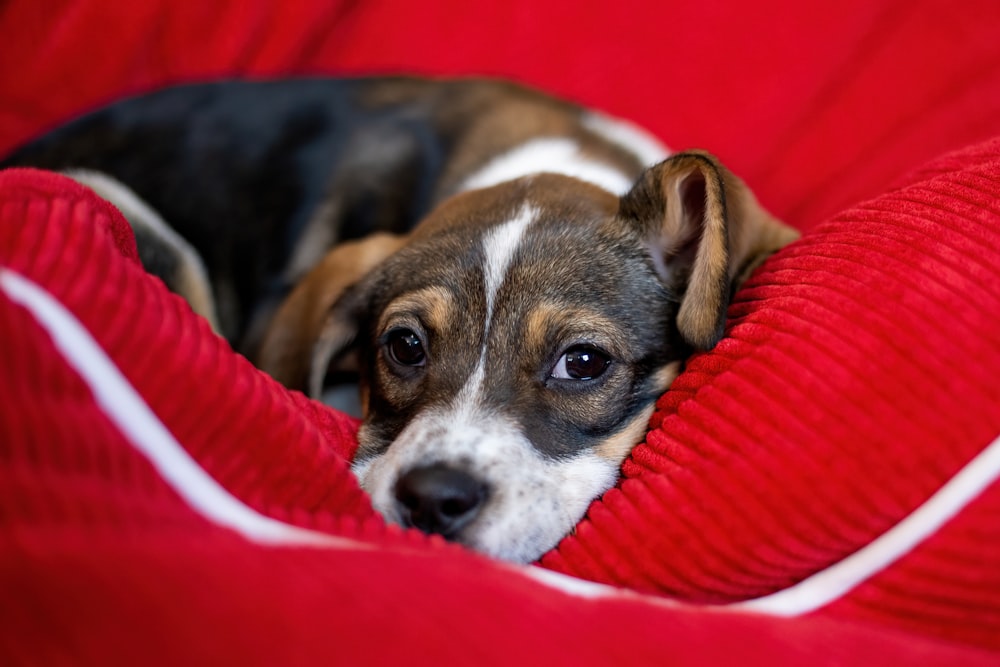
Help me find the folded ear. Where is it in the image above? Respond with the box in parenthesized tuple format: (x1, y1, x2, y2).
(256, 233, 406, 399)
(618, 150, 798, 350)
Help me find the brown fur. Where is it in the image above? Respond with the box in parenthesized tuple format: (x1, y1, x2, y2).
(594, 405, 657, 463)
(257, 232, 406, 394)
(251, 91, 800, 564)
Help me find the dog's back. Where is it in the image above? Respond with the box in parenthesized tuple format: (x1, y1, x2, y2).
(1, 77, 599, 347)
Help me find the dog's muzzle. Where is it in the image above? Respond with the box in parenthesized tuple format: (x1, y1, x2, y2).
(393, 463, 490, 538)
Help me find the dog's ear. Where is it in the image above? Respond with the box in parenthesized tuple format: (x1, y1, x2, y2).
(256, 233, 406, 399)
(618, 150, 798, 350)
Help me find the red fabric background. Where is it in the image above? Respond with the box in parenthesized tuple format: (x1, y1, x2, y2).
(3, 1, 1000, 230)
(2, 0, 1000, 663)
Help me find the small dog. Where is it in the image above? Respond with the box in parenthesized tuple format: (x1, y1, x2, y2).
(2, 77, 798, 563)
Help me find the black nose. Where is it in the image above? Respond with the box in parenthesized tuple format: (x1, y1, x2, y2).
(394, 464, 489, 538)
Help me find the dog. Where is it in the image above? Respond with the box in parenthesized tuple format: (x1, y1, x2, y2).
(1, 77, 798, 563)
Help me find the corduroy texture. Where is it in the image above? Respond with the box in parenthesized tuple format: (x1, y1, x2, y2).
(2, 0, 1000, 662)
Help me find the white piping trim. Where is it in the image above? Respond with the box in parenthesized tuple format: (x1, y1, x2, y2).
(520, 566, 628, 600)
(734, 431, 1000, 615)
(0, 268, 363, 549)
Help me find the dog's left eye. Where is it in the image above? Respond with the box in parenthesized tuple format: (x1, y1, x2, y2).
(551, 346, 611, 381)
(386, 328, 427, 367)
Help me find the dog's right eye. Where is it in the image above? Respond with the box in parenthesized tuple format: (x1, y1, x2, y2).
(386, 328, 427, 367)
(550, 345, 611, 381)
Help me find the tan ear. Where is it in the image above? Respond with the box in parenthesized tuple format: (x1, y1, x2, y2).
(618, 150, 798, 350)
(256, 233, 406, 397)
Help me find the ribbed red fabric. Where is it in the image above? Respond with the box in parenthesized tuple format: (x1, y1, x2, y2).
(2, 0, 1000, 662)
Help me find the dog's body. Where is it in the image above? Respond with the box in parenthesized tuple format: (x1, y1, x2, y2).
(2, 77, 797, 562)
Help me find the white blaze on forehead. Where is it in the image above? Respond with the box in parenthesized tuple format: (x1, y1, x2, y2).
(582, 111, 670, 167)
(459, 137, 634, 195)
(453, 205, 537, 416)
(482, 205, 537, 321)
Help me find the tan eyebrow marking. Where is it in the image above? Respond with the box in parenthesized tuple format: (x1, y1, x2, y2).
(524, 302, 626, 358)
(379, 286, 456, 334)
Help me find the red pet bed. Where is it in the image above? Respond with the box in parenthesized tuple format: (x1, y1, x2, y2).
(2, 1, 999, 664)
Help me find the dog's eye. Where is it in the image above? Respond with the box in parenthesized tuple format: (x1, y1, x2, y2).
(551, 346, 611, 380)
(386, 328, 426, 367)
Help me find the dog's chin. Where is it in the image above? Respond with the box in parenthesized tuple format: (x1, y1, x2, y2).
(351, 415, 620, 564)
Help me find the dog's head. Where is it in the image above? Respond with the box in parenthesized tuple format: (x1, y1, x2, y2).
(259, 151, 797, 563)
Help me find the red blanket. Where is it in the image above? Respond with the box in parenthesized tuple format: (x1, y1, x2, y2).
(2, 1, 1000, 663)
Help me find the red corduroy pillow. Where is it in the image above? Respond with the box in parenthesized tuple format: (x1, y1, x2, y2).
(2, 0, 1000, 659)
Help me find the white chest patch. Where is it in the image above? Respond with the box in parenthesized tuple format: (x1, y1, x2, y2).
(459, 137, 634, 196)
